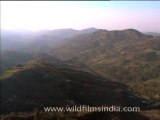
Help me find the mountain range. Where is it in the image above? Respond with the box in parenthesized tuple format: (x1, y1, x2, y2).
(1, 28, 160, 120)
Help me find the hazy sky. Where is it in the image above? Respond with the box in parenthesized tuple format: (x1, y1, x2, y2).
(1, 1, 160, 32)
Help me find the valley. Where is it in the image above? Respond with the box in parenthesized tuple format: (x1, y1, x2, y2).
(1, 28, 160, 120)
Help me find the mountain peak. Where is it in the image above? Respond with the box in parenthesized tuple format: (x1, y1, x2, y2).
(123, 28, 143, 34)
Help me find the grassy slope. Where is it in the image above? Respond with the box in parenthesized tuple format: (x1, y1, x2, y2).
(1, 60, 145, 114)
(53, 30, 160, 100)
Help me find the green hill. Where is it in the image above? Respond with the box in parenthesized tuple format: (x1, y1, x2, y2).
(53, 29, 160, 100)
(1, 60, 145, 114)
(1, 28, 159, 119)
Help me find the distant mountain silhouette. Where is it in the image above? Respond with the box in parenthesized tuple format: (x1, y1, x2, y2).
(145, 32, 160, 36)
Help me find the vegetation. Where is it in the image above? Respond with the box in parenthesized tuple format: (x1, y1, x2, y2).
(0, 111, 150, 120)
(1, 60, 142, 114)
(1, 28, 160, 119)
(52, 29, 160, 99)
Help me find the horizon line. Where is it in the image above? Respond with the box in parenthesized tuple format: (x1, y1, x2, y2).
(1, 27, 160, 33)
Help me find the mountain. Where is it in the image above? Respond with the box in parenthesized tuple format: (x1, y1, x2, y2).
(1, 28, 98, 72)
(1, 28, 160, 119)
(1, 28, 159, 99)
(145, 32, 160, 36)
(1, 30, 31, 50)
(3, 59, 158, 120)
(80, 27, 98, 34)
(24, 28, 98, 52)
(1, 28, 98, 51)
(52, 29, 160, 100)
(1, 28, 160, 99)
(1, 60, 145, 114)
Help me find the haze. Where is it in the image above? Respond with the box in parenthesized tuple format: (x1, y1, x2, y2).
(1, 1, 160, 32)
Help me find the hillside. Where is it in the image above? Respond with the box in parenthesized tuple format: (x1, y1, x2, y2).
(145, 32, 160, 36)
(0, 111, 151, 120)
(1, 28, 98, 72)
(1, 28, 160, 119)
(1, 28, 98, 51)
(1, 29, 160, 102)
(53, 29, 160, 100)
(1, 60, 146, 114)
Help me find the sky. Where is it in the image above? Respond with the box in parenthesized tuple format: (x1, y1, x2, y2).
(1, 1, 160, 32)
